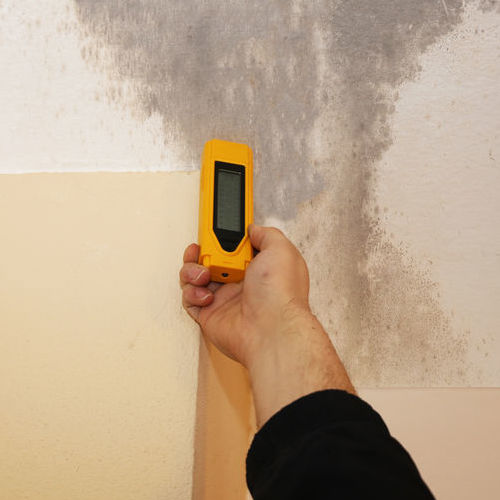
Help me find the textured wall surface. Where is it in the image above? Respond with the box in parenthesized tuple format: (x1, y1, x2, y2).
(1, 1, 500, 499)
(0, 173, 201, 499)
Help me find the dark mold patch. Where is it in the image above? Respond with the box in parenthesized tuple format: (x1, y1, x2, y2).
(302, 0, 470, 386)
(72, 0, 464, 220)
(293, 188, 475, 386)
(479, 0, 500, 12)
(345, 229, 471, 386)
(73, 0, 329, 220)
(73, 0, 481, 385)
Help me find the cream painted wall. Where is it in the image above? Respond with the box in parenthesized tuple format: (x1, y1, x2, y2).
(1, 1, 500, 499)
(0, 173, 201, 499)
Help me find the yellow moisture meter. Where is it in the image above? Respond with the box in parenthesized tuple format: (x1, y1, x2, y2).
(198, 139, 253, 283)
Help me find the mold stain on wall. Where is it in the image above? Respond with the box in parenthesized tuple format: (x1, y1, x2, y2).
(72, 0, 481, 386)
(479, 0, 500, 12)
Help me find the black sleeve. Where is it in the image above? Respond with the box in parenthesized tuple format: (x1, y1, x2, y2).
(246, 389, 435, 500)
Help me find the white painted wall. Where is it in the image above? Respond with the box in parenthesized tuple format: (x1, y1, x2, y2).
(0, 0, 187, 173)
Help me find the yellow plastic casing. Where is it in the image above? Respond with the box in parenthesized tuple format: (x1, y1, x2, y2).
(198, 139, 253, 283)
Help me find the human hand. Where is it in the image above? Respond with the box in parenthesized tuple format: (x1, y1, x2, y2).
(179, 225, 312, 368)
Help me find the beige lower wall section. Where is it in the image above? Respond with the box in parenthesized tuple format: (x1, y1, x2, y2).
(0, 173, 201, 499)
(360, 388, 500, 500)
(193, 339, 253, 500)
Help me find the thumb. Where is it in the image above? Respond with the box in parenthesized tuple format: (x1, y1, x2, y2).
(248, 224, 287, 252)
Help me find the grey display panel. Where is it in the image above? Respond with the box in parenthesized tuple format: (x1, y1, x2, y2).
(216, 169, 242, 232)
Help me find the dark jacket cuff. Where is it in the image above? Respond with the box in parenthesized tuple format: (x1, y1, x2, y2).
(246, 389, 389, 487)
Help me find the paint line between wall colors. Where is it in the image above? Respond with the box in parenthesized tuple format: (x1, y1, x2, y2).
(0, 167, 198, 175)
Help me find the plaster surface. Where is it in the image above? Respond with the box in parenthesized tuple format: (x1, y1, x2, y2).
(291, 2, 500, 385)
(0, 0, 171, 172)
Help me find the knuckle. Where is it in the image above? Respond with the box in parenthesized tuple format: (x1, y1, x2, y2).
(180, 267, 190, 284)
(270, 227, 284, 238)
(182, 284, 193, 302)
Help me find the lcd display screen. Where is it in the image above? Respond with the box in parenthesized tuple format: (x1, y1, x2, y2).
(216, 168, 242, 232)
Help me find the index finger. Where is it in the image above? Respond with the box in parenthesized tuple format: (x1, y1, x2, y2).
(183, 243, 200, 264)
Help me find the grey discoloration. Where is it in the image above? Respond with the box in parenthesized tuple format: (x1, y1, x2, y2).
(73, 0, 476, 385)
(479, 0, 500, 12)
(346, 229, 471, 385)
(73, 0, 327, 220)
(305, 0, 469, 386)
(293, 191, 473, 386)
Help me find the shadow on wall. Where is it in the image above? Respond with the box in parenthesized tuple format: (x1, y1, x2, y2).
(192, 338, 253, 500)
(73, 0, 483, 385)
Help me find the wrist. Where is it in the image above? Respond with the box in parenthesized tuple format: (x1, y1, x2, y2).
(244, 303, 356, 428)
(243, 301, 314, 369)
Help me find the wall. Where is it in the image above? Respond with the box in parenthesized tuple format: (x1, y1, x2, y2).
(1, 1, 499, 499)
(0, 173, 201, 499)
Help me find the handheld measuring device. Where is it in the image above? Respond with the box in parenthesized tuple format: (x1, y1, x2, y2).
(198, 139, 253, 283)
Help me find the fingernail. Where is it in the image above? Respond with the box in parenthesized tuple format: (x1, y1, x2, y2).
(192, 269, 206, 282)
(195, 288, 211, 299)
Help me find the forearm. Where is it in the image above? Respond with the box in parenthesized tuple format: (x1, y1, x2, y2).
(246, 307, 356, 428)
(245, 310, 435, 498)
